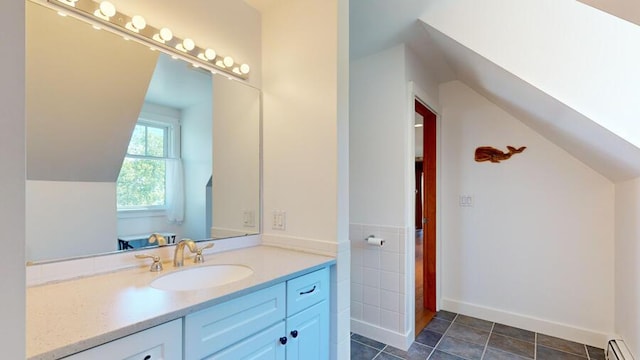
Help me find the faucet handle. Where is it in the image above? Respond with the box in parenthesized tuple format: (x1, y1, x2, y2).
(193, 243, 214, 263)
(135, 254, 163, 272)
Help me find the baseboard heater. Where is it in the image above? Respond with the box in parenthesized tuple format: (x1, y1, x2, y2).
(607, 339, 635, 360)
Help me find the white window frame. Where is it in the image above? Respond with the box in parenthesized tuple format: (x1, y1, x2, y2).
(117, 104, 181, 217)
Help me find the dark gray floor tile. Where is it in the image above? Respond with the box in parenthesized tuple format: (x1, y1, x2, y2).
(487, 333, 534, 359)
(536, 345, 587, 360)
(586, 345, 605, 360)
(483, 347, 532, 360)
(537, 334, 587, 357)
(428, 350, 466, 360)
(435, 336, 484, 360)
(415, 330, 444, 347)
(434, 311, 457, 321)
(453, 314, 493, 331)
(492, 323, 535, 343)
(384, 342, 433, 360)
(351, 339, 382, 360)
(353, 333, 387, 350)
(425, 318, 452, 334)
(445, 323, 490, 346)
(374, 352, 404, 360)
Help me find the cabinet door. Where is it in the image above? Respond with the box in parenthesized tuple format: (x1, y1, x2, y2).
(205, 321, 286, 360)
(62, 319, 182, 360)
(285, 300, 329, 360)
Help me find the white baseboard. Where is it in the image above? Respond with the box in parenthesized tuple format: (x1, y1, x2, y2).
(351, 319, 413, 351)
(441, 298, 611, 348)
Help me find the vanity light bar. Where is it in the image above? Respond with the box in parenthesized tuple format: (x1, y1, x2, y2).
(43, 0, 250, 80)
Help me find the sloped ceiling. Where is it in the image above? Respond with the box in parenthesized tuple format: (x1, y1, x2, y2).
(26, 2, 158, 182)
(423, 24, 640, 182)
(349, 0, 640, 182)
(349, 0, 454, 83)
(578, 0, 640, 27)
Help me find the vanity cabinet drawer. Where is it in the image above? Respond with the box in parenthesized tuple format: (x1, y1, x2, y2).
(61, 319, 182, 360)
(184, 283, 286, 359)
(205, 321, 286, 360)
(286, 267, 329, 317)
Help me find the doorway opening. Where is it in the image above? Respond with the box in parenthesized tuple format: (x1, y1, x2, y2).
(414, 99, 437, 334)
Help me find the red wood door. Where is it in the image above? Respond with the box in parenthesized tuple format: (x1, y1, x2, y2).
(416, 100, 436, 312)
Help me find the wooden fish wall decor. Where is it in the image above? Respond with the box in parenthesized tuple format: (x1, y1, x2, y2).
(474, 146, 526, 163)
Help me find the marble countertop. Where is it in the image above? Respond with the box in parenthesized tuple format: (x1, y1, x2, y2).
(27, 245, 335, 359)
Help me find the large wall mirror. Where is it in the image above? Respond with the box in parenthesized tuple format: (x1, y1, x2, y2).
(25, 1, 261, 263)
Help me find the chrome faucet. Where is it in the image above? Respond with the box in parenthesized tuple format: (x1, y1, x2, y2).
(173, 239, 198, 267)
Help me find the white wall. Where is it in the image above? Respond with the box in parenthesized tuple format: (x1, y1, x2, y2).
(350, 45, 407, 349)
(421, 0, 640, 149)
(27, 181, 117, 261)
(350, 45, 407, 228)
(614, 177, 640, 357)
(440, 81, 615, 346)
(0, 0, 25, 357)
(26, 1, 157, 182)
(212, 78, 260, 237)
(350, 44, 441, 349)
(182, 99, 213, 240)
(261, 1, 349, 358)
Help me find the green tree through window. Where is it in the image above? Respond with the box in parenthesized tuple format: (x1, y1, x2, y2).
(117, 122, 170, 209)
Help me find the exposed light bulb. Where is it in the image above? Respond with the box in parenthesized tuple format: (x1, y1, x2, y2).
(176, 38, 195, 52)
(184, 38, 195, 51)
(198, 48, 216, 61)
(240, 64, 250, 74)
(94, 1, 116, 20)
(153, 27, 173, 43)
(126, 15, 146, 32)
(223, 56, 234, 67)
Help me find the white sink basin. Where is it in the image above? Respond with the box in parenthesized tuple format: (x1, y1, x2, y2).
(150, 265, 254, 291)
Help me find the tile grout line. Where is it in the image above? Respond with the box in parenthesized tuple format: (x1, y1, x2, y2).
(427, 314, 458, 359)
(537, 343, 592, 359)
(371, 345, 386, 360)
(352, 338, 387, 358)
(584, 344, 591, 360)
(479, 322, 496, 360)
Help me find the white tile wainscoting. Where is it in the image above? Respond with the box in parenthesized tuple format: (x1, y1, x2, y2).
(351, 223, 413, 350)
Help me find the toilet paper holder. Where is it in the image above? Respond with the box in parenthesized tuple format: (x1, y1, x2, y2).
(365, 235, 385, 247)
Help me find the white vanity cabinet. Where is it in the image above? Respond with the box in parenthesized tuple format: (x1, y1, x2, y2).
(285, 267, 330, 360)
(61, 319, 182, 360)
(184, 267, 330, 360)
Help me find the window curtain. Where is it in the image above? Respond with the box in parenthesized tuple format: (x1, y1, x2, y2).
(166, 158, 184, 224)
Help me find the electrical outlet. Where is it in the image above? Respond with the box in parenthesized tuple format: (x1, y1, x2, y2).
(459, 195, 473, 207)
(272, 210, 286, 230)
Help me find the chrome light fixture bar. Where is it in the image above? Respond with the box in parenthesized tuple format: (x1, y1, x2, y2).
(43, 0, 251, 80)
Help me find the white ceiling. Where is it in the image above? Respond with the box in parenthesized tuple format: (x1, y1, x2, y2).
(423, 24, 640, 181)
(349, 0, 454, 83)
(349, 0, 640, 181)
(578, 0, 640, 27)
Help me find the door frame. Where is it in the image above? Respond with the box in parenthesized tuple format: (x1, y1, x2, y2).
(406, 81, 441, 343)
